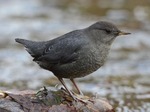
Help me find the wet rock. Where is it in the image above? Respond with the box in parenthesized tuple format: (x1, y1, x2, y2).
(0, 88, 114, 112)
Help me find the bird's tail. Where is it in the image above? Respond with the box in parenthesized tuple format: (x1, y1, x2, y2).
(15, 38, 45, 58)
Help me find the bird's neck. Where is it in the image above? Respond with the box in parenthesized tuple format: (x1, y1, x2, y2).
(84, 28, 108, 45)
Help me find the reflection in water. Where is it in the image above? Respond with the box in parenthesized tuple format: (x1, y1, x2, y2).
(0, 0, 150, 111)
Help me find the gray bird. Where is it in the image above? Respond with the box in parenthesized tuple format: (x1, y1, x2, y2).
(15, 21, 130, 98)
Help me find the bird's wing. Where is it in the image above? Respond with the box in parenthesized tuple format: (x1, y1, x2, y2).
(34, 31, 85, 64)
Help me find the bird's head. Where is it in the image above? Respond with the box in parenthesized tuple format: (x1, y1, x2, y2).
(87, 21, 131, 45)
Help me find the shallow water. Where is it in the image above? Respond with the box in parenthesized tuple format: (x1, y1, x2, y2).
(0, 0, 150, 111)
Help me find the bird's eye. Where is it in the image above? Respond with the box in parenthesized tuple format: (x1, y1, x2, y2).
(105, 29, 111, 34)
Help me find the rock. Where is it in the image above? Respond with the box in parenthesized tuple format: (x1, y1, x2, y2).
(0, 87, 115, 112)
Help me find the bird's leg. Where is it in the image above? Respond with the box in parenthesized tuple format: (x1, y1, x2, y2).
(58, 78, 76, 100)
(58, 78, 90, 104)
(70, 78, 83, 95)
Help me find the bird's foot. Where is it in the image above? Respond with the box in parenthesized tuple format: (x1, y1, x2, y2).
(73, 93, 94, 104)
(61, 88, 93, 104)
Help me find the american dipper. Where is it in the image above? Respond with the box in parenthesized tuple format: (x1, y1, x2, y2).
(15, 21, 130, 99)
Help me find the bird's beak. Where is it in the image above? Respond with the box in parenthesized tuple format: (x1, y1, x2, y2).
(118, 31, 131, 36)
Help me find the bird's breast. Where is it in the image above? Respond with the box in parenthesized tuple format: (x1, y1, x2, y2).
(85, 45, 109, 70)
(69, 44, 110, 77)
